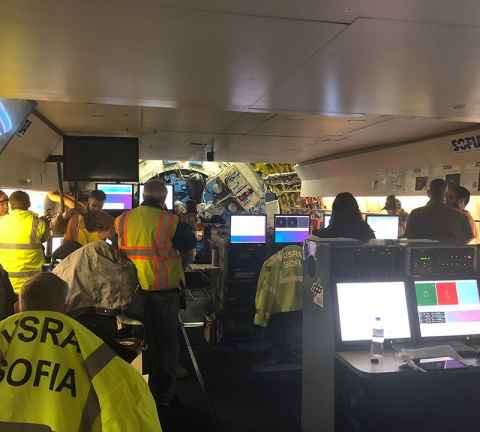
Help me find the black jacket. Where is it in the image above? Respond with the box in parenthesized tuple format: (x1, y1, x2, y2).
(404, 201, 473, 242)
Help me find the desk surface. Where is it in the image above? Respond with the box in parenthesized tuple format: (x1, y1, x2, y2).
(337, 351, 480, 375)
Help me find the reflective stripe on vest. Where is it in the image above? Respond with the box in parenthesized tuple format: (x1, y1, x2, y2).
(0, 422, 53, 431)
(8, 270, 41, 278)
(117, 208, 182, 290)
(79, 343, 116, 432)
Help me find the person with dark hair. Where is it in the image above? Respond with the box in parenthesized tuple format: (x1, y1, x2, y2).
(446, 184, 478, 239)
(0, 190, 9, 217)
(0, 272, 161, 431)
(63, 190, 114, 246)
(314, 192, 375, 242)
(405, 179, 473, 242)
(0, 191, 49, 293)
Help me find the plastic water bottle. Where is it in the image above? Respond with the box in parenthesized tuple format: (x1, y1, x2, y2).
(370, 316, 384, 362)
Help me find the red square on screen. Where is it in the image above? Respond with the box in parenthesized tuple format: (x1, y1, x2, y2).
(436, 282, 459, 305)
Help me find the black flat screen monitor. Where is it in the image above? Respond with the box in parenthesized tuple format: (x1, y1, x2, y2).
(274, 214, 310, 244)
(366, 214, 400, 239)
(63, 136, 139, 181)
(336, 281, 411, 342)
(96, 184, 134, 211)
(139, 184, 174, 210)
(0, 99, 37, 155)
(230, 215, 267, 244)
(414, 279, 480, 339)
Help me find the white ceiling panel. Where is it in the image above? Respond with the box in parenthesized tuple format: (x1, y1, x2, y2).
(253, 18, 480, 121)
(0, 2, 343, 110)
(37, 102, 141, 135)
(157, 0, 480, 27)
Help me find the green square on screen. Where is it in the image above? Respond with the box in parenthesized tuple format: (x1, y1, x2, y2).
(416, 283, 437, 306)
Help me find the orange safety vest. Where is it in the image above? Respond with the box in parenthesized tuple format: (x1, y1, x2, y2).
(115, 206, 184, 291)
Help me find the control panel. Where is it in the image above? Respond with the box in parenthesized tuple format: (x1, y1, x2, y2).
(332, 245, 405, 279)
(409, 247, 476, 277)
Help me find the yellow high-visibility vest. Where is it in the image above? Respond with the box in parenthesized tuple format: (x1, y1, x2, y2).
(65, 214, 103, 246)
(0, 209, 46, 294)
(115, 206, 184, 290)
(0, 311, 162, 432)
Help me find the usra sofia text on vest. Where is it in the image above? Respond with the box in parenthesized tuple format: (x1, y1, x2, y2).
(0, 316, 80, 397)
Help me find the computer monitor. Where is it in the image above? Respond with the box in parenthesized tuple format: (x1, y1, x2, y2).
(415, 279, 480, 338)
(230, 215, 267, 244)
(366, 215, 399, 239)
(324, 214, 331, 228)
(336, 281, 411, 342)
(139, 184, 174, 210)
(274, 214, 310, 244)
(96, 184, 133, 210)
(51, 237, 63, 252)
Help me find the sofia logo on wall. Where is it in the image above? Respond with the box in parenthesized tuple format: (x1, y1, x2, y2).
(451, 136, 480, 152)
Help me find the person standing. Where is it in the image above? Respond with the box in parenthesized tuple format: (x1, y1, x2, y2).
(63, 190, 114, 245)
(404, 179, 473, 242)
(0, 191, 49, 294)
(446, 184, 478, 239)
(0, 191, 9, 217)
(114, 180, 195, 408)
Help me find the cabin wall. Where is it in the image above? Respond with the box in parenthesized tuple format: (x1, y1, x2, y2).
(0, 114, 61, 191)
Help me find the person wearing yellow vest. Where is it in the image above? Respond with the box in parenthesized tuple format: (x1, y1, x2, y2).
(64, 190, 114, 246)
(114, 180, 195, 408)
(0, 272, 162, 431)
(0, 191, 49, 294)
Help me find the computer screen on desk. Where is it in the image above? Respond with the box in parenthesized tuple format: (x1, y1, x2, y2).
(415, 279, 480, 338)
(324, 214, 331, 228)
(274, 214, 310, 244)
(336, 281, 411, 342)
(97, 184, 133, 210)
(230, 215, 266, 244)
(366, 215, 399, 239)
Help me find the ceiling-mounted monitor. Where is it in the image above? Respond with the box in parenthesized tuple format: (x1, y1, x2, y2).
(0, 99, 37, 155)
(63, 136, 139, 181)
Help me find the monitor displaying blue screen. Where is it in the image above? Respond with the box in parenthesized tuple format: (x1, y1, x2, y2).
(230, 215, 266, 244)
(274, 215, 310, 244)
(97, 184, 133, 210)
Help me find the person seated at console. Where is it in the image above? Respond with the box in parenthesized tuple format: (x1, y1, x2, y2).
(314, 192, 375, 242)
(0, 272, 161, 431)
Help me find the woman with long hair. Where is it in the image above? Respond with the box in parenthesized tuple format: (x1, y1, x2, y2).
(316, 192, 375, 242)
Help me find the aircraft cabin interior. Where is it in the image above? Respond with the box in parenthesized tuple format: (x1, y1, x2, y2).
(3, 1, 480, 431)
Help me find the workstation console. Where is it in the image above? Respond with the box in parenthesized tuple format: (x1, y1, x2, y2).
(303, 239, 480, 432)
